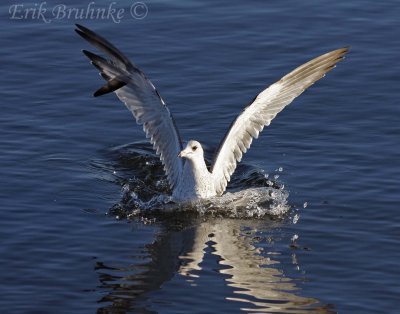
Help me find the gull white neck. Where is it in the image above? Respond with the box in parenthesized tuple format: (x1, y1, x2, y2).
(173, 157, 216, 201)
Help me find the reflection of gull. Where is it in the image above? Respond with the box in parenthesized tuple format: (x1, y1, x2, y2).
(178, 220, 334, 313)
(94, 218, 334, 313)
(76, 24, 348, 201)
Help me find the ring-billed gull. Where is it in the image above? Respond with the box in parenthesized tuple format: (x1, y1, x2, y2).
(75, 24, 348, 202)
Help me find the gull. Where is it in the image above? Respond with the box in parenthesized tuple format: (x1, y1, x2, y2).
(75, 24, 348, 202)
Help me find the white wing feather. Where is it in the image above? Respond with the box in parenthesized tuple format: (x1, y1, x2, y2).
(211, 47, 349, 195)
(76, 24, 183, 189)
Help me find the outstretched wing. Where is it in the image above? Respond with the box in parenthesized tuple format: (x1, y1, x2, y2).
(75, 24, 184, 189)
(211, 47, 349, 195)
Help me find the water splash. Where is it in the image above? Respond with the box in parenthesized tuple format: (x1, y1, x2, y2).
(97, 142, 290, 219)
(292, 213, 300, 224)
(110, 186, 289, 219)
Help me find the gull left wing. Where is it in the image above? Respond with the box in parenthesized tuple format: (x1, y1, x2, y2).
(211, 47, 349, 195)
(75, 24, 184, 189)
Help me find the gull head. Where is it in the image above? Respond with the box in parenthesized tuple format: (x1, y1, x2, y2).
(178, 140, 204, 160)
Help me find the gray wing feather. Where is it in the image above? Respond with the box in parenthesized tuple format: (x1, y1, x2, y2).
(76, 24, 184, 189)
(211, 47, 349, 195)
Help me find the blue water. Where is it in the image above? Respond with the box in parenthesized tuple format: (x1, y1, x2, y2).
(1, 0, 400, 313)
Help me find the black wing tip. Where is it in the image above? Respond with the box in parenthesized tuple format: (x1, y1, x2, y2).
(75, 24, 97, 39)
(75, 23, 92, 35)
(81, 49, 91, 57)
(75, 29, 83, 39)
(75, 24, 88, 36)
(81, 49, 98, 60)
(80, 49, 107, 73)
(74, 23, 133, 70)
(93, 90, 104, 97)
(75, 28, 93, 46)
(79, 43, 128, 97)
(93, 78, 127, 97)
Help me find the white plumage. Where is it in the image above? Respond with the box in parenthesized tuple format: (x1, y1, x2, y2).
(76, 24, 348, 202)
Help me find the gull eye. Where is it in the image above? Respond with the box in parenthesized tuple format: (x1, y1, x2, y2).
(192, 145, 198, 151)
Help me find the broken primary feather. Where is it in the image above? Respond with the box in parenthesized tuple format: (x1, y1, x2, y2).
(75, 24, 348, 202)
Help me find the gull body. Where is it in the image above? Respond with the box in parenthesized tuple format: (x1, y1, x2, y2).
(75, 24, 348, 202)
(174, 140, 216, 201)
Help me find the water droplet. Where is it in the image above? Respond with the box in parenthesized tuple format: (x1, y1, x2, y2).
(274, 174, 279, 179)
(303, 202, 308, 208)
(278, 167, 283, 172)
(291, 253, 298, 266)
(291, 234, 299, 242)
(113, 171, 117, 175)
(130, 192, 138, 199)
(293, 214, 300, 224)
(122, 183, 130, 192)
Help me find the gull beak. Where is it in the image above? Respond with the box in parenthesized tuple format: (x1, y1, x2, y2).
(178, 149, 188, 158)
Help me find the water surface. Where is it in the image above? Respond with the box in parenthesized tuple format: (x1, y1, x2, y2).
(1, 0, 399, 313)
